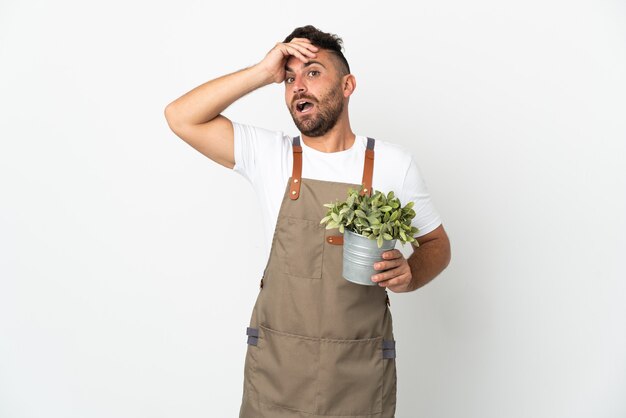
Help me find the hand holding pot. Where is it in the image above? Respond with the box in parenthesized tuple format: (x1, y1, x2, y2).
(371, 249, 413, 293)
(320, 187, 420, 286)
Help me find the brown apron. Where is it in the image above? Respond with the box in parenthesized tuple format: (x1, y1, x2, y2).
(239, 136, 397, 418)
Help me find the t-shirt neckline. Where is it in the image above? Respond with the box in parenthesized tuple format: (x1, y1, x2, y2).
(299, 135, 365, 156)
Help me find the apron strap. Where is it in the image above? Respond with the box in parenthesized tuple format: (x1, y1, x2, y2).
(360, 137, 375, 197)
(289, 136, 303, 200)
(383, 349, 396, 359)
(246, 327, 259, 346)
(383, 339, 396, 359)
(326, 235, 343, 245)
(289, 136, 376, 200)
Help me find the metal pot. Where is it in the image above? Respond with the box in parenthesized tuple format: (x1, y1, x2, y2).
(342, 229, 397, 286)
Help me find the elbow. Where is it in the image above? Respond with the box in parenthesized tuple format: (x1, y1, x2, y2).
(444, 246, 452, 270)
(443, 236, 452, 270)
(164, 103, 177, 124)
(164, 104, 184, 132)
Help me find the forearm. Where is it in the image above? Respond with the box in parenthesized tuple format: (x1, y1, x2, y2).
(406, 238, 451, 292)
(165, 64, 273, 125)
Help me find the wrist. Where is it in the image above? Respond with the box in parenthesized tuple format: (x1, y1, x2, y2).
(249, 63, 276, 86)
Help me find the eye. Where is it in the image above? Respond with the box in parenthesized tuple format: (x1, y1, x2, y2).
(308, 70, 320, 77)
(285, 76, 294, 84)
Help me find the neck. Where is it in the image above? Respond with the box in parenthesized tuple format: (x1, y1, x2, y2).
(301, 117, 355, 153)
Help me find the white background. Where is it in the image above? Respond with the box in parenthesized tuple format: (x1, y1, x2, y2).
(1, 1, 625, 417)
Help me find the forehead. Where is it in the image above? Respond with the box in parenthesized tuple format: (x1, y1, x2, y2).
(285, 49, 336, 72)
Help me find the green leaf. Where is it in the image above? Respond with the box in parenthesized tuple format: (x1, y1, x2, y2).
(355, 217, 369, 227)
(377, 235, 383, 248)
(320, 188, 416, 244)
(326, 220, 339, 229)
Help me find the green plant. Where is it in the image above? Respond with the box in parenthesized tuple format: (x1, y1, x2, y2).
(320, 186, 420, 248)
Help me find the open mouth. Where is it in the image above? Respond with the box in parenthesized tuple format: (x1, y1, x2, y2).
(296, 101, 315, 113)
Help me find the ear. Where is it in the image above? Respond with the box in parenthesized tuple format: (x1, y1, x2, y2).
(342, 74, 356, 98)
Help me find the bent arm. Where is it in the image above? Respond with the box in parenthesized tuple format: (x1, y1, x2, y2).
(163, 65, 273, 169)
(164, 39, 318, 169)
(406, 224, 451, 292)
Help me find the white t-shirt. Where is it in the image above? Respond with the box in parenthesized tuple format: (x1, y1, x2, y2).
(232, 121, 442, 261)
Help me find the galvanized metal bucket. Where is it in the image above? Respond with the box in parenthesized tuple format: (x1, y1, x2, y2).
(342, 229, 397, 286)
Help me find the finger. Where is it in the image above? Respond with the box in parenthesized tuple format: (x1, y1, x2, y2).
(377, 262, 409, 281)
(287, 42, 318, 57)
(379, 273, 411, 288)
(375, 253, 406, 270)
(283, 45, 311, 62)
(371, 266, 399, 282)
(376, 275, 395, 286)
(286, 39, 319, 53)
(370, 270, 387, 282)
(374, 258, 400, 271)
(284, 43, 316, 59)
(383, 249, 402, 260)
(291, 37, 316, 46)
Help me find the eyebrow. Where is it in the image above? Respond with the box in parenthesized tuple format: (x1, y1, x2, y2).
(284, 60, 327, 73)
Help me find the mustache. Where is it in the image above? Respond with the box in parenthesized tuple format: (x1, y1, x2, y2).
(292, 94, 317, 105)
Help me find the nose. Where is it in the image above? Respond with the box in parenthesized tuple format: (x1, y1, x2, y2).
(292, 76, 306, 94)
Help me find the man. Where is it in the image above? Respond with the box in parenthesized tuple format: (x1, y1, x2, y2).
(165, 25, 451, 418)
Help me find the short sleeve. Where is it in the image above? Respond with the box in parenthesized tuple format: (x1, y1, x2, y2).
(232, 121, 258, 183)
(401, 155, 442, 238)
(232, 121, 285, 184)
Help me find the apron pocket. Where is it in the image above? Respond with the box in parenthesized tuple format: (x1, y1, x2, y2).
(278, 216, 325, 279)
(317, 336, 384, 416)
(252, 325, 320, 414)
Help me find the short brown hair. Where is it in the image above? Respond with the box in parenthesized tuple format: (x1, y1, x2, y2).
(283, 25, 351, 76)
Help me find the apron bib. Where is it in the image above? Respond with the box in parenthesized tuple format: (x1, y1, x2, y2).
(239, 136, 397, 418)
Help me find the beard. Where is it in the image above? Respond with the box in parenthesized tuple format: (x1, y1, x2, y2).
(289, 84, 344, 137)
